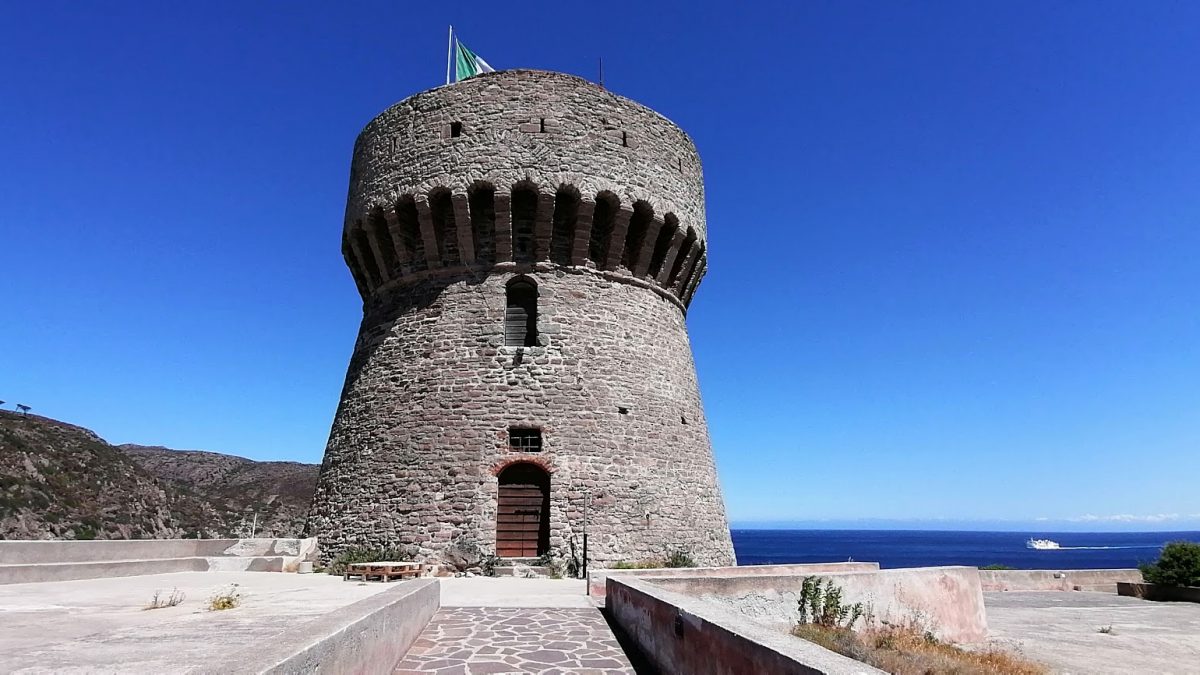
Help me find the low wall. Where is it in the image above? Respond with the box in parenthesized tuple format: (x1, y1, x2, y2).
(0, 538, 317, 564)
(607, 576, 883, 675)
(650, 566, 988, 643)
(589, 562, 880, 600)
(1117, 582, 1200, 603)
(196, 579, 440, 675)
(0, 538, 319, 584)
(979, 568, 1142, 593)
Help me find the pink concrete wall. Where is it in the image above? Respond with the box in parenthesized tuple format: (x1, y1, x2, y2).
(649, 566, 989, 643)
(978, 568, 1141, 592)
(588, 561, 879, 599)
(607, 576, 883, 674)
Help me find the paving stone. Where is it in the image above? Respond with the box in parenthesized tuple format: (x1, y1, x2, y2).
(397, 607, 636, 674)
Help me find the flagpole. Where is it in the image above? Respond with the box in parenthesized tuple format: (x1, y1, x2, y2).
(445, 25, 453, 85)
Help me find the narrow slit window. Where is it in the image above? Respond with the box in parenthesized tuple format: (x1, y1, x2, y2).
(509, 427, 543, 452)
(505, 277, 538, 347)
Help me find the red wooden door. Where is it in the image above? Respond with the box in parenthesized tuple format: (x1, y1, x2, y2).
(496, 464, 549, 558)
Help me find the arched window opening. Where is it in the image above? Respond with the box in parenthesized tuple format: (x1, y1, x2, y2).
(667, 225, 697, 288)
(505, 277, 538, 347)
(675, 240, 704, 295)
(511, 183, 538, 263)
(589, 191, 619, 267)
(395, 195, 425, 272)
(549, 185, 580, 266)
(429, 188, 460, 266)
(468, 183, 497, 265)
(621, 201, 654, 271)
(496, 462, 550, 558)
(648, 216, 678, 279)
(352, 224, 382, 287)
(369, 207, 399, 276)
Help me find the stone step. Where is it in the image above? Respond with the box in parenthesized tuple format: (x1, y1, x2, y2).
(493, 565, 550, 578)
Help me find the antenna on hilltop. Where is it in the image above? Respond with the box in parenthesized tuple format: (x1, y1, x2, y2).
(598, 57, 604, 88)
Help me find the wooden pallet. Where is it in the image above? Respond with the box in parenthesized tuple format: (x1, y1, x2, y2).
(344, 561, 423, 582)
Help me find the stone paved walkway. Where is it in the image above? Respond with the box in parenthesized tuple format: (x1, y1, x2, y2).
(395, 607, 636, 675)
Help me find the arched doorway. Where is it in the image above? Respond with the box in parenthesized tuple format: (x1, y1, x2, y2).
(496, 462, 550, 558)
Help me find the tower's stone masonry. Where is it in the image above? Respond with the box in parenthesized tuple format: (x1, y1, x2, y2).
(308, 70, 735, 567)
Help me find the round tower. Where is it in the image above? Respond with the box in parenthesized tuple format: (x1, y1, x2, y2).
(307, 70, 735, 568)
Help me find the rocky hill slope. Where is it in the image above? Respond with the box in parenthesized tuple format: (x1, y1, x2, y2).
(0, 410, 318, 540)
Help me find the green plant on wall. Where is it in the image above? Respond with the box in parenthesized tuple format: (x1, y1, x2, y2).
(664, 548, 697, 568)
(797, 576, 866, 629)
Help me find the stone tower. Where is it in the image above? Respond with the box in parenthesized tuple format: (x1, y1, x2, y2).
(307, 70, 735, 568)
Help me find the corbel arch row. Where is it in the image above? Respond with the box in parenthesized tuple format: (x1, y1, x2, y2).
(343, 181, 709, 306)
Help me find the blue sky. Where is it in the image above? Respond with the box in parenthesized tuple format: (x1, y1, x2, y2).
(2, 1, 1198, 530)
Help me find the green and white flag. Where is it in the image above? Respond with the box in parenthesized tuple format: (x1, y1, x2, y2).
(455, 40, 494, 81)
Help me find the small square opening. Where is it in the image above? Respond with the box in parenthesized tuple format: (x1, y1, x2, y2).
(450, 121, 463, 138)
(509, 427, 542, 452)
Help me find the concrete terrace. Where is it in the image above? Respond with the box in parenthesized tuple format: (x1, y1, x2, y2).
(5, 562, 1196, 674)
(0, 573, 648, 675)
(983, 591, 1200, 674)
(0, 571, 396, 673)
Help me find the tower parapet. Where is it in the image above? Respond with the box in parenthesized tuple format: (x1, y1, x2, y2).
(310, 70, 734, 568)
(341, 70, 708, 307)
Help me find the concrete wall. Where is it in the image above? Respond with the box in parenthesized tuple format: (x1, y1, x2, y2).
(0, 538, 318, 584)
(650, 566, 989, 643)
(607, 576, 883, 675)
(0, 538, 317, 564)
(1117, 582, 1200, 603)
(197, 579, 440, 675)
(979, 568, 1142, 593)
(589, 562, 880, 600)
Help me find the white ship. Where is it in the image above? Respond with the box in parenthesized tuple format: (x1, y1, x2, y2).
(1026, 538, 1061, 550)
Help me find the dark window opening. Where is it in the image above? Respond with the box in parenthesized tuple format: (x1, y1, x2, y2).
(622, 201, 654, 270)
(648, 218, 678, 279)
(505, 277, 538, 347)
(509, 427, 543, 452)
(369, 208, 399, 276)
(429, 188, 460, 266)
(395, 195, 425, 272)
(621, 130, 628, 147)
(588, 191, 618, 267)
(352, 224, 382, 287)
(617, 406, 630, 415)
(549, 185, 580, 265)
(539, 117, 546, 133)
(666, 222, 696, 287)
(511, 184, 538, 263)
(450, 121, 463, 137)
(468, 183, 497, 265)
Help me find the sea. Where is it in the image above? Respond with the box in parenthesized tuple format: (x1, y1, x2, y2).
(731, 529, 1200, 569)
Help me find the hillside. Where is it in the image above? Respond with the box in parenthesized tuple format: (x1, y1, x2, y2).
(119, 444, 317, 538)
(0, 410, 318, 540)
